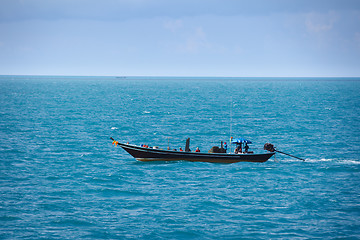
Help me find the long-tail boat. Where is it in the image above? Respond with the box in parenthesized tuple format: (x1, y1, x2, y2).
(110, 137, 275, 163)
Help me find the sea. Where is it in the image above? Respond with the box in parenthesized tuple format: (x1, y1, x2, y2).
(1, 75, 359, 239)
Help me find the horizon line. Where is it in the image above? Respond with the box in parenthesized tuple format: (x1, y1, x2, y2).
(1, 74, 360, 79)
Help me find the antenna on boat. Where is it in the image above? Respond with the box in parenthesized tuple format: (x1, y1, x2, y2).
(167, 137, 171, 150)
(229, 97, 233, 153)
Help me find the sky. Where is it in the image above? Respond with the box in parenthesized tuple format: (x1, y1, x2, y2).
(0, 0, 360, 77)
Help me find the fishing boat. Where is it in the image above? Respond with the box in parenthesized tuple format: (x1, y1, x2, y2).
(110, 137, 275, 163)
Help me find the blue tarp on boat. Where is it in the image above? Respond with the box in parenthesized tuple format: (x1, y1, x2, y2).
(231, 137, 252, 144)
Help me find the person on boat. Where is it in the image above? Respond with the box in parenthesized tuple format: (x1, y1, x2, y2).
(224, 142, 227, 152)
(235, 144, 242, 154)
(195, 147, 200, 152)
(179, 147, 183, 151)
(244, 143, 249, 153)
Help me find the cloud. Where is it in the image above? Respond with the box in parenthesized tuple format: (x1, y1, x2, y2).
(164, 19, 183, 32)
(2, 0, 360, 22)
(179, 27, 209, 53)
(355, 32, 360, 47)
(1, 0, 360, 76)
(305, 11, 338, 33)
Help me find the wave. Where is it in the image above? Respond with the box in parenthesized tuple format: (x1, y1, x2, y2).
(304, 158, 334, 163)
(276, 158, 360, 164)
(338, 159, 360, 164)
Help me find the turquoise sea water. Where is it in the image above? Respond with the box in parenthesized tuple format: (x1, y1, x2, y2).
(1, 76, 360, 239)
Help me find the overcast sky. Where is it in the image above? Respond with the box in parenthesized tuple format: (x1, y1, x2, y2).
(0, 0, 359, 77)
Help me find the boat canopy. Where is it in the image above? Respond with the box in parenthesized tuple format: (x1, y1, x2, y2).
(231, 137, 252, 144)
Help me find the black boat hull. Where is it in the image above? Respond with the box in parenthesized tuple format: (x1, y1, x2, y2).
(117, 143, 275, 163)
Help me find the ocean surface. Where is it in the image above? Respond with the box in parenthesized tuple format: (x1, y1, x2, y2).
(1, 76, 359, 239)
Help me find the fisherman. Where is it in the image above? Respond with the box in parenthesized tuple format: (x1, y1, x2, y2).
(235, 144, 242, 154)
(244, 143, 249, 153)
(179, 147, 183, 151)
(195, 147, 200, 152)
(224, 142, 227, 152)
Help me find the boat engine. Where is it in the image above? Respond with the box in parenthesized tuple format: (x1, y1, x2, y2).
(264, 143, 276, 152)
(208, 146, 226, 153)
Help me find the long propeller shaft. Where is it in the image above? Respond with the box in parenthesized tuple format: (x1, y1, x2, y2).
(275, 150, 305, 161)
